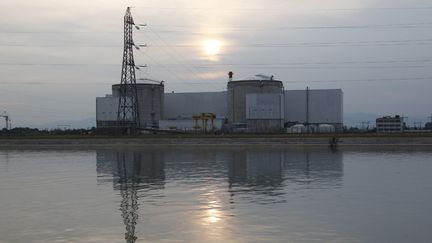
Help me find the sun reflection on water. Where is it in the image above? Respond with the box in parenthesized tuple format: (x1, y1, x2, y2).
(207, 208, 221, 223)
(200, 191, 225, 226)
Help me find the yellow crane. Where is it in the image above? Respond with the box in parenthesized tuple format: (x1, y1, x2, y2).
(192, 113, 216, 133)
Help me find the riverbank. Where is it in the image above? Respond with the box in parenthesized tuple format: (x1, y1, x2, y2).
(1, 134, 432, 147)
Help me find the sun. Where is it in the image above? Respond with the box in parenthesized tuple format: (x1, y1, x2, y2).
(203, 39, 222, 56)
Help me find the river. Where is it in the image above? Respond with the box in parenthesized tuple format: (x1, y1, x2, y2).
(0, 147, 431, 242)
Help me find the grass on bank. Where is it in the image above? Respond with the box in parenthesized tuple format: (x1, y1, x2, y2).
(1, 132, 432, 139)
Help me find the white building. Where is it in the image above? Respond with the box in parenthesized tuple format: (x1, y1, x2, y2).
(376, 115, 405, 133)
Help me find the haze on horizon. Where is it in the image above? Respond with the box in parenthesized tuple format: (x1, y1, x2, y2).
(1, 0, 432, 128)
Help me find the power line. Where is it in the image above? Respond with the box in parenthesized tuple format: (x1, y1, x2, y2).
(0, 31, 120, 34)
(3, 21, 432, 35)
(329, 7, 432, 11)
(3, 38, 432, 48)
(0, 63, 119, 66)
(0, 81, 113, 85)
(149, 22, 432, 30)
(195, 58, 432, 66)
(132, 6, 432, 12)
(0, 44, 120, 47)
(140, 50, 202, 85)
(284, 77, 432, 83)
(143, 27, 222, 90)
(2, 58, 432, 66)
(193, 65, 432, 70)
(5, 64, 431, 70)
(134, 27, 238, 89)
(1, 76, 431, 86)
(146, 39, 432, 48)
(147, 26, 221, 88)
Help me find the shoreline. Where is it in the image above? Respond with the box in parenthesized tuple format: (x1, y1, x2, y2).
(1, 134, 432, 147)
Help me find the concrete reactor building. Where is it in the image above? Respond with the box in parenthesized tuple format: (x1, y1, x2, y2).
(227, 74, 284, 133)
(96, 73, 343, 133)
(97, 81, 164, 129)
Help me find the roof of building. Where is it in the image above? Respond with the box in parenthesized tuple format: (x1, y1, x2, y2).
(234, 74, 276, 81)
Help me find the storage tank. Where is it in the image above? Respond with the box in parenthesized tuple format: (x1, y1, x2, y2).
(112, 81, 164, 128)
(287, 124, 307, 134)
(227, 74, 284, 124)
(317, 124, 336, 133)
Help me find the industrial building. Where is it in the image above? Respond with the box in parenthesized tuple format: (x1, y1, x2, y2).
(96, 74, 343, 133)
(96, 82, 164, 129)
(376, 115, 405, 133)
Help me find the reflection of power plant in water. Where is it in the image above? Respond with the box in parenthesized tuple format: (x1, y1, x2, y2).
(1, 150, 9, 162)
(96, 150, 165, 243)
(161, 150, 229, 181)
(162, 149, 343, 196)
(228, 150, 284, 187)
(227, 149, 343, 200)
(96, 148, 343, 240)
(282, 150, 343, 185)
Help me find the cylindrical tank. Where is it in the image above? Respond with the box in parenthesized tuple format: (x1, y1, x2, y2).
(227, 76, 284, 124)
(317, 124, 336, 133)
(287, 124, 306, 134)
(112, 82, 164, 128)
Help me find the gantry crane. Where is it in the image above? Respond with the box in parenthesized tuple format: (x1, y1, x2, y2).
(192, 113, 216, 133)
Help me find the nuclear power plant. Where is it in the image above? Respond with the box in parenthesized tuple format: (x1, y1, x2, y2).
(96, 73, 343, 133)
(95, 7, 343, 134)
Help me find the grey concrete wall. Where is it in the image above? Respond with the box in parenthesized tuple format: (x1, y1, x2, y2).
(247, 119, 283, 133)
(164, 92, 227, 119)
(284, 89, 343, 125)
(246, 93, 284, 120)
(112, 84, 164, 128)
(96, 96, 118, 121)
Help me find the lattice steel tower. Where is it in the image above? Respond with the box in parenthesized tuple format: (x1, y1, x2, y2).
(117, 7, 140, 130)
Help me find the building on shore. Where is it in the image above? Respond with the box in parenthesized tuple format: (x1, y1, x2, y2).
(426, 122, 432, 131)
(376, 115, 405, 133)
(96, 82, 164, 130)
(96, 74, 343, 133)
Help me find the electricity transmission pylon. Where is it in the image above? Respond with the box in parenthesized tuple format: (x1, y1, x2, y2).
(117, 7, 140, 132)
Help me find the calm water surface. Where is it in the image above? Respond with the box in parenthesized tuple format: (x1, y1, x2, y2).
(0, 147, 431, 243)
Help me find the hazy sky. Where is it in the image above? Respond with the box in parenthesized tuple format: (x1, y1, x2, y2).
(1, 0, 432, 127)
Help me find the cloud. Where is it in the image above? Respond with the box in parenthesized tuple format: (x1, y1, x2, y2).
(197, 71, 227, 80)
(0, 0, 431, 126)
